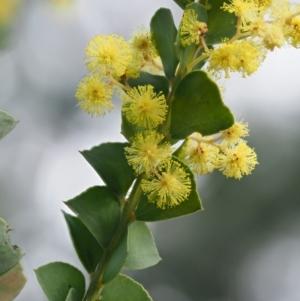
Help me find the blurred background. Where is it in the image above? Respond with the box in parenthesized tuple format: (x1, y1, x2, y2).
(1, 0, 300, 300)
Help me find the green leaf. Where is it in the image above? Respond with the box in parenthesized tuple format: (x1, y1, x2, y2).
(63, 212, 103, 274)
(65, 186, 121, 249)
(35, 262, 85, 301)
(175, 3, 208, 70)
(81, 143, 135, 198)
(127, 72, 169, 98)
(135, 156, 202, 221)
(150, 8, 179, 80)
(121, 111, 146, 142)
(0, 110, 18, 140)
(0, 263, 26, 301)
(65, 288, 77, 301)
(205, 0, 237, 44)
(102, 228, 128, 284)
(173, 0, 194, 10)
(100, 274, 153, 301)
(123, 221, 161, 270)
(170, 70, 234, 139)
(0, 218, 23, 275)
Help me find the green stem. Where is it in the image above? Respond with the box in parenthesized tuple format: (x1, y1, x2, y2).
(158, 63, 184, 140)
(83, 177, 143, 301)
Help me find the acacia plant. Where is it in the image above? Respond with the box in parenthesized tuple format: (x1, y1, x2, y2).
(33, 0, 300, 300)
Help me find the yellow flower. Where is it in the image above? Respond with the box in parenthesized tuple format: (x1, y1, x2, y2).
(220, 122, 249, 144)
(129, 25, 158, 61)
(141, 160, 191, 209)
(217, 141, 258, 179)
(0, 0, 19, 25)
(85, 34, 132, 77)
(180, 134, 219, 175)
(208, 40, 264, 77)
(124, 131, 172, 175)
(284, 16, 300, 48)
(75, 75, 114, 116)
(180, 9, 208, 47)
(122, 85, 167, 129)
(222, 0, 260, 30)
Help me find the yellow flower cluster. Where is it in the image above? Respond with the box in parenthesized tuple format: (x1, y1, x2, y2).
(180, 122, 258, 179)
(75, 26, 162, 117)
(178, 1, 300, 78)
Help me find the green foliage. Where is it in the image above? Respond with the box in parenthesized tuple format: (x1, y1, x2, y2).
(172, 0, 195, 10)
(150, 8, 179, 80)
(0, 218, 23, 275)
(100, 274, 153, 301)
(136, 156, 202, 221)
(65, 288, 77, 301)
(123, 221, 160, 270)
(35, 262, 85, 301)
(63, 212, 103, 274)
(205, 0, 237, 44)
(170, 70, 234, 139)
(81, 143, 135, 198)
(102, 228, 128, 284)
(0, 218, 26, 301)
(127, 72, 169, 97)
(0, 110, 18, 140)
(65, 186, 121, 248)
(0, 263, 26, 301)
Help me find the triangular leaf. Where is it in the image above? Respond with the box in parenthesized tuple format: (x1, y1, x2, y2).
(35, 262, 85, 301)
(205, 0, 237, 44)
(0, 110, 18, 140)
(170, 70, 234, 139)
(65, 288, 77, 301)
(100, 274, 153, 301)
(81, 143, 135, 198)
(65, 186, 121, 248)
(173, 0, 194, 10)
(123, 221, 161, 270)
(0, 263, 26, 301)
(0, 218, 23, 275)
(63, 212, 104, 274)
(102, 228, 128, 284)
(150, 8, 179, 80)
(127, 72, 169, 98)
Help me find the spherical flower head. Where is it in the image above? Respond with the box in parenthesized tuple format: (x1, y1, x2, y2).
(220, 122, 249, 145)
(284, 16, 300, 48)
(217, 141, 258, 179)
(122, 85, 167, 129)
(235, 40, 265, 76)
(208, 40, 264, 77)
(129, 25, 158, 61)
(208, 42, 237, 78)
(180, 133, 219, 175)
(124, 130, 172, 175)
(85, 34, 132, 77)
(180, 9, 208, 47)
(75, 75, 114, 116)
(141, 160, 191, 209)
(222, 0, 260, 29)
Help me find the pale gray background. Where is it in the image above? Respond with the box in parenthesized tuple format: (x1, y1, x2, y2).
(1, 1, 300, 300)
